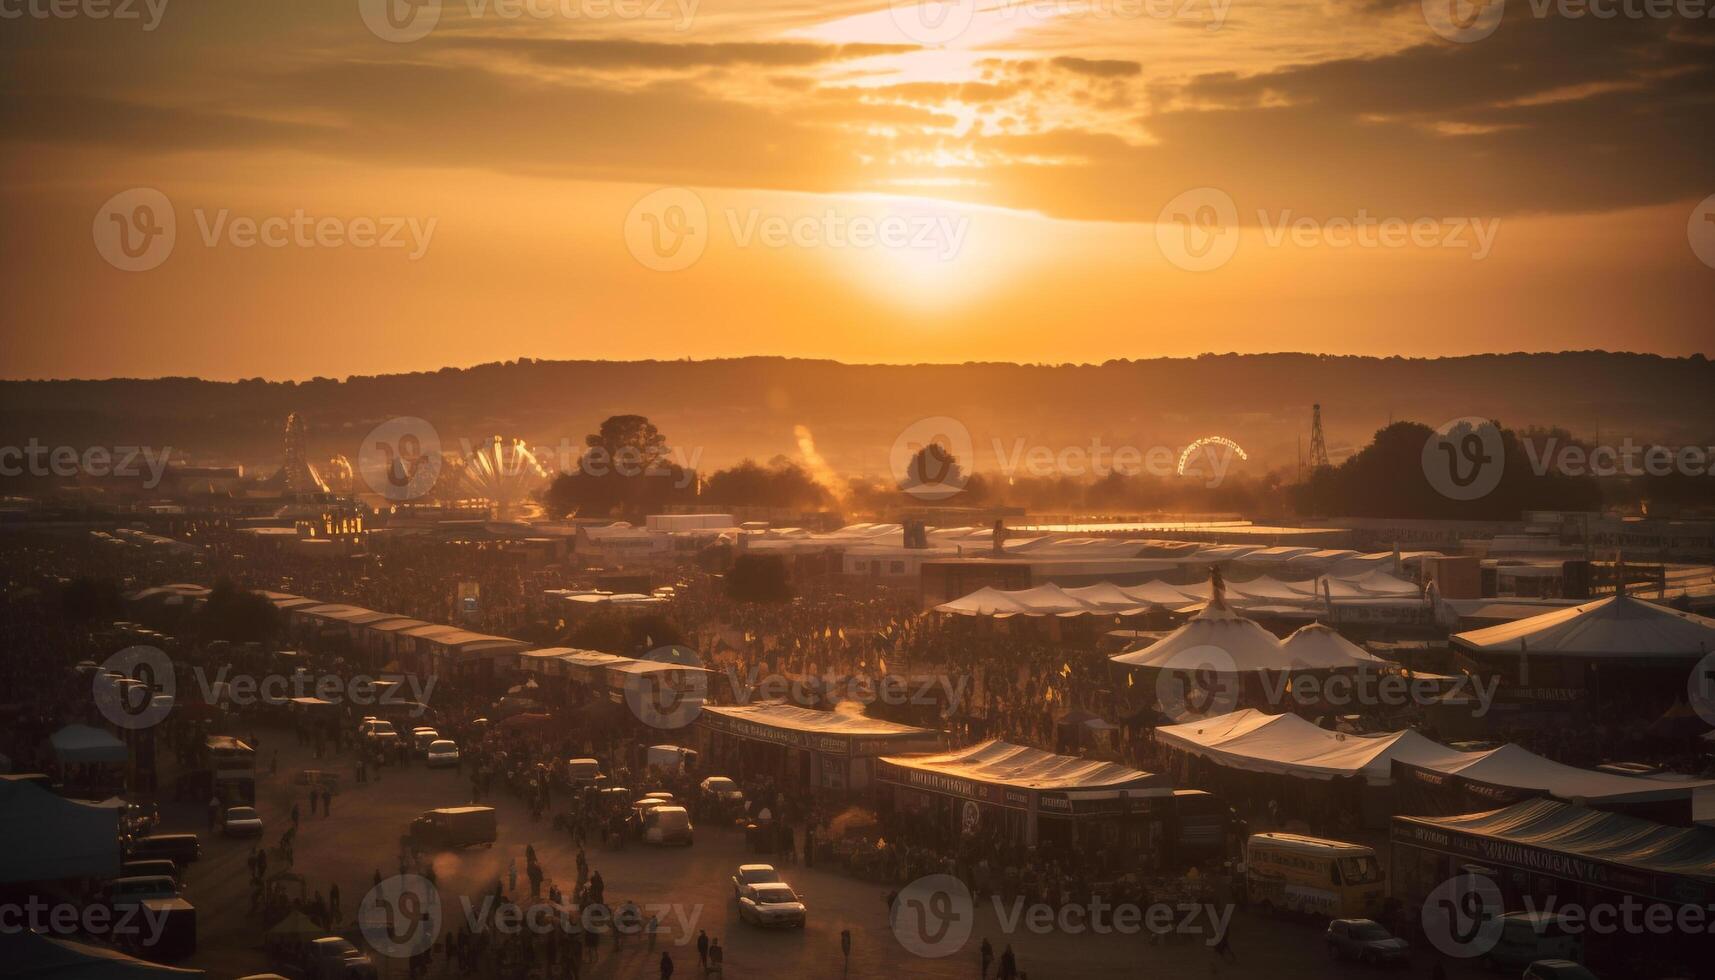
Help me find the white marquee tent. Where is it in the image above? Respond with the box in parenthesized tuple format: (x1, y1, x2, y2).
(937, 570, 1423, 619)
(1157, 709, 1715, 801)
(1454, 594, 1715, 660)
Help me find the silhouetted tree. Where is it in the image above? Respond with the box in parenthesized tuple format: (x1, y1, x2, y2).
(541, 414, 693, 519)
(702, 458, 832, 510)
(198, 579, 281, 644)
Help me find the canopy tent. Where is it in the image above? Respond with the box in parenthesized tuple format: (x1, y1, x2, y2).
(880, 739, 1160, 793)
(935, 570, 1422, 618)
(1109, 596, 1384, 674)
(1279, 623, 1391, 669)
(1453, 594, 1715, 659)
(0, 778, 122, 882)
(1159, 709, 1715, 806)
(1155, 709, 1468, 784)
(698, 700, 941, 756)
(49, 725, 127, 765)
(1400, 742, 1715, 804)
(1110, 597, 1291, 671)
(1393, 798, 1715, 901)
(4, 930, 204, 977)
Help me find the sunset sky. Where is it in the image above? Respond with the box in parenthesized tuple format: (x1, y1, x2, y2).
(2, 0, 1712, 380)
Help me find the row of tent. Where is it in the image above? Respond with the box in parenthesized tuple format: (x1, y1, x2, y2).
(1156, 708, 1713, 803)
(936, 568, 1425, 619)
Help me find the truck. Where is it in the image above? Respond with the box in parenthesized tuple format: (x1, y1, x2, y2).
(132, 897, 196, 963)
(406, 806, 497, 849)
(1244, 832, 1385, 919)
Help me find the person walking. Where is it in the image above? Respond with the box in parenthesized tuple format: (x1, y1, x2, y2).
(981, 937, 994, 979)
(329, 882, 340, 922)
(696, 930, 708, 973)
(999, 944, 1017, 980)
(707, 938, 723, 977)
(1213, 922, 1237, 963)
(660, 951, 675, 980)
(841, 929, 852, 975)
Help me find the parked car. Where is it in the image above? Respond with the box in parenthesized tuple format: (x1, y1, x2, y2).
(222, 806, 264, 837)
(121, 859, 179, 885)
(106, 874, 179, 907)
(731, 864, 780, 901)
(1524, 961, 1598, 980)
(1325, 918, 1411, 965)
(411, 728, 440, 755)
(425, 739, 460, 768)
(737, 882, 805, 928)
(630, 797, 670, 833)
(700, 776, 744, 808)
(359, 719, 398, 743)
(1485, 913, 1582, 970)
(127, 833, 201, 865)
(305, 935, 377, 978)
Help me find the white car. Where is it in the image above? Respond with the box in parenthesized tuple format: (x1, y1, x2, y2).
(737, 882, 805, 929)
(731, 864, 780, 901)
(222, 806, 264, 837)
(425, 739, 460, 768)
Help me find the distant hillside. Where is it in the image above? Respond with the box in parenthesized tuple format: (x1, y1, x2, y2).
(2, 353, 1710, 478)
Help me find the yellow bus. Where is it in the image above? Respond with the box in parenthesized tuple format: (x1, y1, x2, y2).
(1244, 832, 1385, 918)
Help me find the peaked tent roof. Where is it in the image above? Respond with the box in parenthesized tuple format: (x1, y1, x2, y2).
(1158, 709, 1715, 798)
(880, 739, 1160, 792)
(1111, 583, 1382, 672)
(48, 724, 127, 764)
(1394, 798, 1715, 894)
(1281, 623, 1390, 669)
(1453, 594, 1715, 659)
(1110, 593, 1293, 670)
(1155, 709, 1469, 783)
(1421, 742, 1715, 803)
